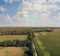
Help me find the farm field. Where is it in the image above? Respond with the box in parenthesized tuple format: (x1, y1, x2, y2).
(0, 27, 59, 56)
(0, 47, 25, 56)
(0, 35, 27, 41)
(34, 29, 60, 56)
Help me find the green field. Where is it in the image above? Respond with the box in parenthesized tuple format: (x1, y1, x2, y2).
(34, 29, 60, 56)
(0, 35, 27, 41)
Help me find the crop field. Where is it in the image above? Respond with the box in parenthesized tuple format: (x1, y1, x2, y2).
(0, 27, 59, 56)
(34, 29, 60, 56)
(0, 35, 27, 41)
(0, 47, 25, 56)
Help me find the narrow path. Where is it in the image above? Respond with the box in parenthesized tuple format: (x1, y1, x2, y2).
(32, 43, 38, 56)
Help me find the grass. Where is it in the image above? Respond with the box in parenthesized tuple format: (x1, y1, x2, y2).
(34, 37, 50, 56)
(0, 35, 27, 41)
(36, 29, 60, 56)
(0, 47, 24, 56)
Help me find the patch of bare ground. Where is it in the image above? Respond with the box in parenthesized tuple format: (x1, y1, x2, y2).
(0, 47, 24, 56)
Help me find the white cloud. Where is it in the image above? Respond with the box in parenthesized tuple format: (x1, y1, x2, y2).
(0, 6, 6, 12)
(1, 0, 60, 27)
(0, 13, 12, 23)
(4, 0, 20, 3)
(22, 1, 46, 11)
(53, 13, 60, 21)
(49, 0, 60, 3)
(1, 14, 15, 26)
(17, 0, 60, 27)
(0, 13, 21, 26)
(24, 0, 46, 4)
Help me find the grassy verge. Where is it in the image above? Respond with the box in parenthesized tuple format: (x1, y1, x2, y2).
(34, 36, 50, 56)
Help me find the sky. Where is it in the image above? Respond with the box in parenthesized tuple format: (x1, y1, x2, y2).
(0, 0, 60, 27)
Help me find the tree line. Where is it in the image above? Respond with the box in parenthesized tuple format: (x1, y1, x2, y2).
(0, 30, 29, 36)
(0, 31, 34, 56)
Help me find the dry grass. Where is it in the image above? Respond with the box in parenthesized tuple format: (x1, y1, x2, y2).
(0, 35, 27, 41)
(34, 32, 40, 37)
(0, 47, 24, 56)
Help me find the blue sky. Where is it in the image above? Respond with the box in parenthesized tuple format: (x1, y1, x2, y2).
(0, 0, 60, 27)
(0, 0, 21, 16)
